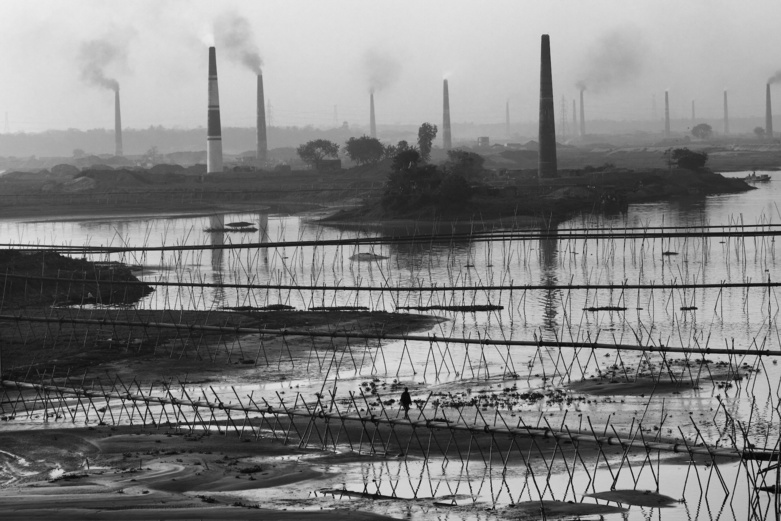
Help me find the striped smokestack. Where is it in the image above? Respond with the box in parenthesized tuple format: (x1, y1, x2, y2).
(207, 47, 223, 174)
(114, 87, 123, 156)
(664, 90, 670, 137)
(579, 88, 585, 137)
(538, 34, 557, 178)
(369, 91, 376, 138)
(766, 83, 774, 139)
(257, 74, 267, 162)
(443, 79, 452, 150)
(723, 90, 729, 135)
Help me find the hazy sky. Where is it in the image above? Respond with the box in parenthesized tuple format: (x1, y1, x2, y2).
(2, 0, 781, 133)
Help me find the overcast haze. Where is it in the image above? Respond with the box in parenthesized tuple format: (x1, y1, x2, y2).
(2, 0, 780, 133)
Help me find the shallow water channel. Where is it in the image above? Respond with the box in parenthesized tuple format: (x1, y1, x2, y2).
(2, 170, 781, 519)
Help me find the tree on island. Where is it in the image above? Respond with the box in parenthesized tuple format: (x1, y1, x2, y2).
(417, 123, 438, 162)
(296, 139, 340, 170)
(344, 136, 385, 165)
(667, 148, 708, 170)
(383, 143, 472, 211)
(691, 123, 713, 139)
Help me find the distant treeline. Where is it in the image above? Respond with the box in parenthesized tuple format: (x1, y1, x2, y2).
(0, 116, 774, 159)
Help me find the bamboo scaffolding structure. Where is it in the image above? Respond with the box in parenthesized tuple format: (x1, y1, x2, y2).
(3, 272, 780, 292)
(4, 226, 781, 254)
(1, 314, 779, 357)
(1, 379, 774, 461)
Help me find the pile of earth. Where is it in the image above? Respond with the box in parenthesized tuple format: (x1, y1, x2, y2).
(0, 249, 153, 307)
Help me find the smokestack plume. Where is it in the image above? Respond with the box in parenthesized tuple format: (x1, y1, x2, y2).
(538, 34, 557, 178)
(369, 91, 377, 138)
(257, 74, 267, 162)
(664, 91, 670, 137)
(766, 83, 774, 139)
(443, 79, 452, 150)
(207, 47, 223, 174)
(215, 13, 263, 74)
(114, 87, 123, 156)
(579, 88, 585, 137)
(723, 90, 729, 135)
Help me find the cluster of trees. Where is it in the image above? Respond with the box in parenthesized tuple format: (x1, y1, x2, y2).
(296, 122, 443, 170)
(382, 123, 485, 211)
(295, 122, 485, 213)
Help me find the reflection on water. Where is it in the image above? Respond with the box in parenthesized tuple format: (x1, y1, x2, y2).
(259, 212, 269, 268)
(538, 224, 558, 331)
(209, 214, 225, 305)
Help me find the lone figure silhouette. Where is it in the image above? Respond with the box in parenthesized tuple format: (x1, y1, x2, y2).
(400, 387, 412, 418)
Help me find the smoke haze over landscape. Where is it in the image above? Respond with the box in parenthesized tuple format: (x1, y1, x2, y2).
(1, 0, 781, 133)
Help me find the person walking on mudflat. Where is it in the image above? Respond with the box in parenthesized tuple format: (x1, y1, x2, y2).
(400, 387, 412, 418)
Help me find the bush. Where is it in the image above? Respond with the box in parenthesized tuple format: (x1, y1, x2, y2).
(670, 148, 708, 170)
(437, 174, 472, 206)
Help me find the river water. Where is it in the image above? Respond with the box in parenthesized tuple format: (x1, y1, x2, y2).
(1, 170, 780, 520)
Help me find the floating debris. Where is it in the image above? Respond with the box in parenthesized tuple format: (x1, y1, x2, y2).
(226, 221, 254, 227)
(662, 251, 679, 256)
(349, 252, 389, 261)
(680, 306, 698, 311)
(223, 304, 295, 311)
(204, 227, 258, 233)
(584, 306, 627, 312)
(309, 306, 369, 311)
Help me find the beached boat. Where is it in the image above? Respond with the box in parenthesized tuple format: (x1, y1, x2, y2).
(745, 172, 771, 182)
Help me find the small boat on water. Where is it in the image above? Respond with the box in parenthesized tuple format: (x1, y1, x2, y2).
(745, 172, 771, 182)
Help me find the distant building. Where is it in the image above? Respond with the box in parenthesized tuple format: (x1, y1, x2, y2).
(477, 136, 490, 147)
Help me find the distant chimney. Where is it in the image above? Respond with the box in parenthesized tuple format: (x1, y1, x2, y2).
(257, 74, 267, 162)
(579, 88, 585, 137)
(664, 90, 670, 137)
(723, 90, 729, 135)
(114, 87, 123, 157)
(505, 100, 510, 137)
(538, 34, 557, 178)
(572, 99, 577, 136)
(691, 99, 695, 123)
(443, 79, 452, 150)
(766, 83, 774, 139)
(207, 47, 223, 174)
(369, 91, 376, 138)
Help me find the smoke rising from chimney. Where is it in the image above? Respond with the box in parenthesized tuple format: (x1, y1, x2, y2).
(79, 39, 125, 92)
(362, 48, 402, 93)
(769, 71, 781, 85)
(575, 29, 646, 93)
(214, 12, 263, 74)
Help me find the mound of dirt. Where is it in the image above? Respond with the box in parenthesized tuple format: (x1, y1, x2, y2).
(0, 250, 154, 308)
(586, 489, 678, 507)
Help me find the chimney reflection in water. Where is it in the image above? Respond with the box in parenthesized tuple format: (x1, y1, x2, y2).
(209, 214, 225, 305)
